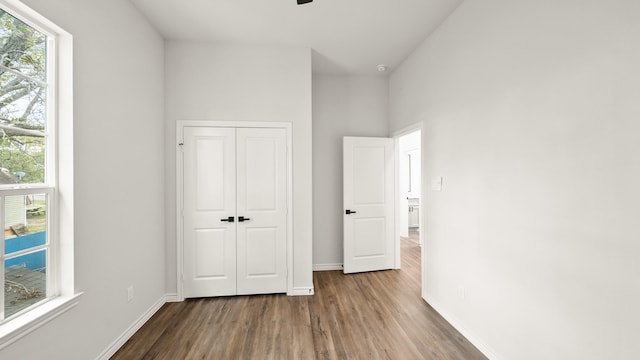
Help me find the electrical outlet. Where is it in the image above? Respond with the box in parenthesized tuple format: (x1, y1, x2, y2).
(127, 286, 134, 302)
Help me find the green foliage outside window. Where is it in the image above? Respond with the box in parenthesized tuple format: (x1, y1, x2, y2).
(0, 9, 47, 184)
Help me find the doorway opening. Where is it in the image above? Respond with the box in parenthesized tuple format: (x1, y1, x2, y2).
(395, 129, 422, 270)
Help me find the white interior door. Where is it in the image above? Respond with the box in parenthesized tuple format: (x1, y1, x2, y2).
(182, 126, 287, 298)
(183, 127, 237, 297)
(236, 128, 287, 295)
(343, 136, 395, 274)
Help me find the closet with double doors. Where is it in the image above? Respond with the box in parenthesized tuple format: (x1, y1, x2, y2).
(180, 126, 288, 298)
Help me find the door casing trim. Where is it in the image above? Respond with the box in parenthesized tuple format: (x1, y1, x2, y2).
(176, 120, 293, 300)
(391, 123, 423, 270)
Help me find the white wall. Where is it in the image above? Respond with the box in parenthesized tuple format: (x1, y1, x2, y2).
(312, 75, 388, 268)
(164, 42, 313, 292)
(0, 0, 166, 359)
(389, 0, 640, 359)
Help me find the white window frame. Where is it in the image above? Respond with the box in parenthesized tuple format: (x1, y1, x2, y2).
(0, 0, 79, 350)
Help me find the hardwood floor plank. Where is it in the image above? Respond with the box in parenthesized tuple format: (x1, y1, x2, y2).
(111, 237, 486, 360)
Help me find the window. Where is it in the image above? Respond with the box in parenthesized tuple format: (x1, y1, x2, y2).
(0, 5, 53, 322)
(0, 0, 76, 344)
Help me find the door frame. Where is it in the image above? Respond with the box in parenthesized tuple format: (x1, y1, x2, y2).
(392, 122, 423, 270)
(176, 120, 293, 301)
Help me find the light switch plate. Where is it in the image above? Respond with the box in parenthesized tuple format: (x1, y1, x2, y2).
(431, 176, 442, 191)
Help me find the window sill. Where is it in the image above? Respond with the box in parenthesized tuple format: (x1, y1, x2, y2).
(0, 292, 83, 351)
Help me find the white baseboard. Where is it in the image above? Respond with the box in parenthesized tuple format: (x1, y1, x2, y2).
(163, 293, 180, 302)
(313, 263, 343, 271)
(96, 294, 171, 360)
(288, 287, 314, 296)
(422, 293, 500, 360)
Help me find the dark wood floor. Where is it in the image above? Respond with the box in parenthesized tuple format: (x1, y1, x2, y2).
(112, 235, 486, 359)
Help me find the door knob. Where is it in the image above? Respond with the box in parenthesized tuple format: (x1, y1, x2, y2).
(345, 210, 357, 215)
(220, 216, 235, 222)
(238, 216, 251, 222)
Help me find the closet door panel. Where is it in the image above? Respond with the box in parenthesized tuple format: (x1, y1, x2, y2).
(236, 128, 287, 295)
(183, 127, 237, 298)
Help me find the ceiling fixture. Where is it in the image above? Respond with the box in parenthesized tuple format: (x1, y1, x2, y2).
(377, 64, 388, 72)
(297, 0, 313, 4)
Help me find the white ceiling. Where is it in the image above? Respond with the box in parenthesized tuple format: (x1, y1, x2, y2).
(130, 0, 463, 75)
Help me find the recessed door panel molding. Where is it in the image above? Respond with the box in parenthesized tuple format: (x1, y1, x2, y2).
(242, 136, 278, 211)
(343, 136, 395, 274)
(194, 229, 229, 278)
(352, 217, 386, 258)
(181, 125, 288, 299)
(195, 135, 228, 211)
(244, 227, 279, 276)
(353, 146, 386, 205)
